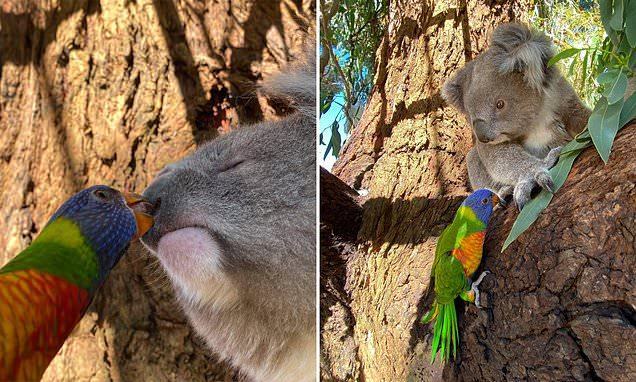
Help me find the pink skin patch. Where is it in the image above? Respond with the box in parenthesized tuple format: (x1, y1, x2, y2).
(157, 227, 222, 276)
(157, 227, 236, 308)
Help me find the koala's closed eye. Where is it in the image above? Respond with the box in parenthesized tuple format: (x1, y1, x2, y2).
(217, 158, 245, 173)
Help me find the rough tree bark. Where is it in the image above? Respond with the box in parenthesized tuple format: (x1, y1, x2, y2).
(321, 0, 634, 381)
(0, 0, 313, 380)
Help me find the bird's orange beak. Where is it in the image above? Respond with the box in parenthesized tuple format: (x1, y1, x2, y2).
(123, 192, 154, 240)
(492, 194, 500, 207)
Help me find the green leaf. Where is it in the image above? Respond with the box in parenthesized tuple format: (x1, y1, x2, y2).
(574, 128, 591, 143)
(610, 0, 625, 31)
(323, 140, 333, 160)
(568, 56, 577, 77)
(581, 50, 589, 90)
(625, 0, 636, 48)
(599, 0, 619, 44)
(321, 93, 334, 115)
(550, 151, 581, 190)
(319, 132, 325, 145)
(548, 48, 581, 67)
(331, 120, 342, 157)
(597, 68, 618, 84)
(600, 69, 628, 104)
(501, 150, 579, 252)
(619, 91, 636, 126)
(321, 100, 333, 114)
(617, 35, 633, 55)
(588, 97, 624, 163)
(562, 134, 593, 155)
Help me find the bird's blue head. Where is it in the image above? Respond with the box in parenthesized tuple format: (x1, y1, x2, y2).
(461, 188, 499, 225)
(47, 185, 154, 279)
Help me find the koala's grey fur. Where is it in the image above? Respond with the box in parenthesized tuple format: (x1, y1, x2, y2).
(442, 23, 591, 209)
(140, 50, 316, 381)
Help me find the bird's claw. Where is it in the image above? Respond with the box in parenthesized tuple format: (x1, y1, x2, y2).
(471, 271, 491, 309)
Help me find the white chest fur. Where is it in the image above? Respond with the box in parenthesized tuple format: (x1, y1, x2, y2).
(522, 105, 568, 158)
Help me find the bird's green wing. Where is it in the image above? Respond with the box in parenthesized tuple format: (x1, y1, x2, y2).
(433, 251, 468, 305)
(432, 218, 461, 275)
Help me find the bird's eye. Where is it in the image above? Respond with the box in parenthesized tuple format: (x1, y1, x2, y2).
(482, 198, 489, 205)
(496, 100, 505, 109)
(92, 189, 109, 201)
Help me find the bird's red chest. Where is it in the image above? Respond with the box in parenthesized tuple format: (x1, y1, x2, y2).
(0, 269, 90, 381)
(451, 231, 486, 278)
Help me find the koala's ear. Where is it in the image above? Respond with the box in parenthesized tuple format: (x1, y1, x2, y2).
(490, 23, 554, 91)
(442, 61, 474, 114)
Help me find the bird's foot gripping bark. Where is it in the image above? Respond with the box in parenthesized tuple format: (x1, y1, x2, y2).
(461, 271, 491, 308)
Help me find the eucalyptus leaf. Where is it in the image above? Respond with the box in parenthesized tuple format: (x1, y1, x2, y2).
(617, 35, 633, 55)
(619, 91, 636, 126)
(581, 50, 589, 90)
(331, 121, 342, 157)
(561, 135, 592, 155)
(602, 69, 628, 104)
(610, 0, 625, 31)
(574, 129, 591, 143)
(599, 0, 619, 44)
(548, 48, 581, 67)
(588, 97, 624, 163)
(323, 140, 333, 160)
(568, 57, 577, 77)
(597, 68, 618, 84)
(321, 100, 333, 114)
(550, 150, 581, 189)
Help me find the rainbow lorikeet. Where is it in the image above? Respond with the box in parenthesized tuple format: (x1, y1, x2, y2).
(0, 185, 153, 381)
(421, 188, 498, 363)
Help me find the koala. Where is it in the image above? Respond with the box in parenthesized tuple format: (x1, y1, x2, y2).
(442, 23, 591, 210)
(140, 50, 316, 381)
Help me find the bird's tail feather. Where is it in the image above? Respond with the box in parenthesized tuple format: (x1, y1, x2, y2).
(423, 301, 458, 364)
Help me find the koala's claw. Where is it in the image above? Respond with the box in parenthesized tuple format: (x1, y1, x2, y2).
(496, 186, 514, 207)
(535, 170, 555, 193)
(544, 146, 562, 168)
(513, 180, 533, 211)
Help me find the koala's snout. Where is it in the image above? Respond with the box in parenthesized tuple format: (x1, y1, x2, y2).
(142, 176, 169, 213)
(473, 118, 496, 143)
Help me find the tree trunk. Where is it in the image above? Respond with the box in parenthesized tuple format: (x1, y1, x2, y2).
(0, 0, 313, 380)
(321, 0, 629, 380)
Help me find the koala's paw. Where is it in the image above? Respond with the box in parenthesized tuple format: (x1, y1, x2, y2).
(544, 146, 562, 168)
(534, 169, 556, 193)
(496, 186, 514, 207)
(513, 179, 534, 211)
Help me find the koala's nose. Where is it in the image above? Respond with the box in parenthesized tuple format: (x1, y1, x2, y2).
(142, 166, 177, 213)
(473, 118, 486, 131)
(473, 119, 493, 143)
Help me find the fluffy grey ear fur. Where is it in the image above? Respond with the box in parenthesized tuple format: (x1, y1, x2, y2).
(260, 44, 316, 118)
(442, 61, 474, 114)
(490, 23, 554, 92)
